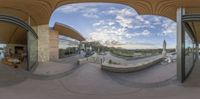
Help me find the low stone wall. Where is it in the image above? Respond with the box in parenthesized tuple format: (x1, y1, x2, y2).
(101, 57, 163, 73)
(77, 58, 88, 65)
(77, 53, 97, 65)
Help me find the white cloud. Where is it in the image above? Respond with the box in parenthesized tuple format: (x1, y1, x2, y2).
(112, 43, 158, 49)
(128, 30, 150, 37)
(141, 30, 150, 36)
(92, 20, 105, 26)
(57, 3, 100, 18)
(136, 16, 145, 22)
(56, 3, 176, 49)
(102, 8, 137, 16)
(81, 8, 99, 18)
(116, 15, 133, 28)
(89, 24, 128, 43)
(101, 8, 137, 28)
(162, 20, 177, 36)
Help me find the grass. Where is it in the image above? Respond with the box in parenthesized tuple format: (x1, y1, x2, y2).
(110, 50, 160, 59)
(111, 50, 134, 57)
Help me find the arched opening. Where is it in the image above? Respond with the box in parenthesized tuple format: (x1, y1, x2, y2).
(0, 15, 38, 71)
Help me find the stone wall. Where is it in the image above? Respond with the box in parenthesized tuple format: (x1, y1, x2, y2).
(37, 25, 50, 62)
(101, 56, 163, 73)
(49, 30, 59, 60)
(33, 25, 59, 62)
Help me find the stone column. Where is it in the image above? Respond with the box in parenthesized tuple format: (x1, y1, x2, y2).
(49, 30, 59, 60)
(37, 25, 50, 62)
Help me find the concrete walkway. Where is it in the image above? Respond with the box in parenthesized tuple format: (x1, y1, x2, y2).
(0, 63, 28, 87)
(183, 58, 200, 87)
(2, 57, 200, 99)
(33, 62, 76, 76)
(33, 55, 81, 76)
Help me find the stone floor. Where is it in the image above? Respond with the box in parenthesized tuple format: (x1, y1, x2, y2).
(33, 55, 81, 76)
(0, 56, 200, 99)
(33, 62, 76, 76)
(0, 63, 28, 87)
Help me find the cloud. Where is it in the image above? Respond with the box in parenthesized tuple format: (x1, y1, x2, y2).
(127, 30, 151, 37)
(116, 15, 133, 28)
(55, 3, 176, 49)
(112, 43, 158, 49)
(162, 21, 176, 36)
(102, 8, 136, 28)
(102, 7, 137, 16)
(81, 8, 99, 18)
(57, 3, 101, 18)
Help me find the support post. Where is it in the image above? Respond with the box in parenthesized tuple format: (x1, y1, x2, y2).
(177, 8, 185, 83)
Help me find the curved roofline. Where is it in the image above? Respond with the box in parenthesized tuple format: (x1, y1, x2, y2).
(53, 1, 178, 21)
(53, 22, 85, 41)
(0, 15, 38, 39)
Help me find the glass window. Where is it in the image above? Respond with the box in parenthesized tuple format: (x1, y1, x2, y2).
(184, 31, 195, 76)
(27, 31, 38, 70)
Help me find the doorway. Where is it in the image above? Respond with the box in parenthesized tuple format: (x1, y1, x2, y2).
(0, 15, 38, 71)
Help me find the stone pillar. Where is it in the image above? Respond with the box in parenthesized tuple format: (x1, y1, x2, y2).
(49, 30, 59, 60)
(37, 25, 50, 62)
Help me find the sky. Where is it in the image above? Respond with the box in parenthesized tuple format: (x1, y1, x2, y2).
(49, 3, 177, 49)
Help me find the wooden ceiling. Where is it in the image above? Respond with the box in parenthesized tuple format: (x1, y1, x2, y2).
(53, 23, 85, 41)
(1, 0, 200, 25)
(0, 22, 27, 44)
(1, 0, 200, 42)
(0, 0, 196, 25)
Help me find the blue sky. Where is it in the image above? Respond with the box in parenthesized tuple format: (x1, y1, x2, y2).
(49, 3, 176, 49)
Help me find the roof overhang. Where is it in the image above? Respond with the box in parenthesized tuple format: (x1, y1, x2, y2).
(2, 0, 200, 42)
(0, 0, 187, 26)
(2, 0, 200, 24)
(53, 22, 85, 41)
